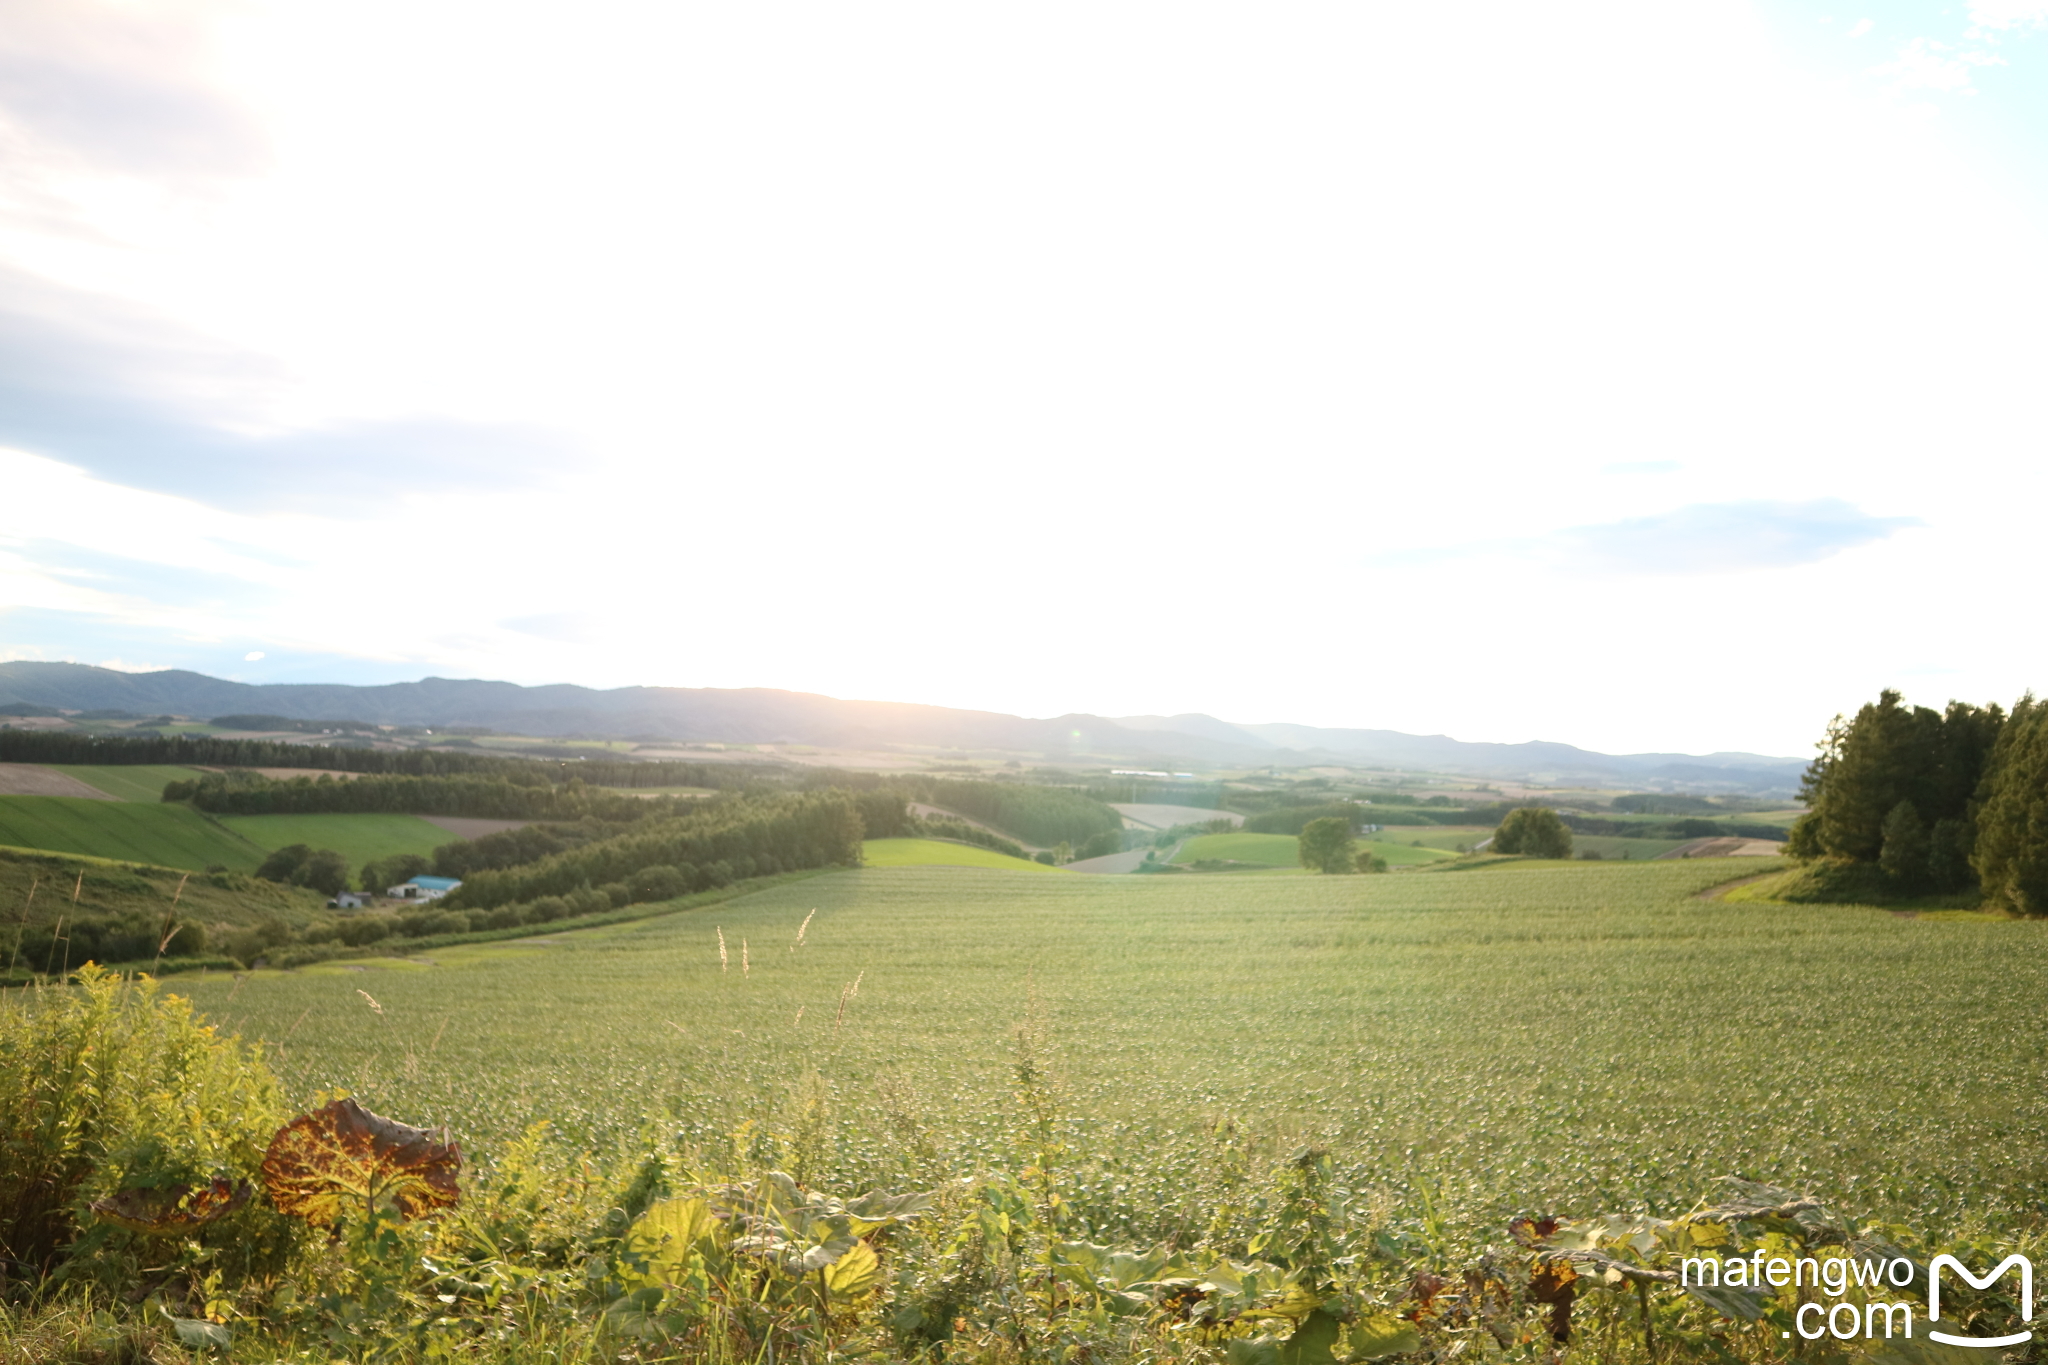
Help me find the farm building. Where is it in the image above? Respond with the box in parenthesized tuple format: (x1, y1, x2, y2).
(387, 874, 462, 901)
(329, 890, 372, 909)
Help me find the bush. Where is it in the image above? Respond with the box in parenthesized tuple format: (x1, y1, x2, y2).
(254, 844, 351, 896)
(527, 895, 569, 923)
(484, 907, 523, 930)
(568, 887, 610, 917)
(705, 860, 733, 888)
(1034, 851, 1056, 865)
(600, 882, 632, 908)
(631, 865, 686, 902)
(0, 966, 292, 1288)
(362, 852, 430, 893)
(335, 915, 395, 947)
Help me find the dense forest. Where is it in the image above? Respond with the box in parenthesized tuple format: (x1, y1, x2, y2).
(1788, 688, 2048, 911)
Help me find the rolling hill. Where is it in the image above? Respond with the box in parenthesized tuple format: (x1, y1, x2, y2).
(0, 661, 1807, 793)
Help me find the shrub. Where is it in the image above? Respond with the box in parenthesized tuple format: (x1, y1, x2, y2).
(335, 915, 394, 947)
(705, 860, 734, 888)
(567, 887, 609, 917)
(527, 895, 569, 923)
(601, 882, 631, 907)
(0, 966, 292, 1288)
(361, 852, 430, 893)
(631, 865, 686, 902)
(484, 907, 523, 931)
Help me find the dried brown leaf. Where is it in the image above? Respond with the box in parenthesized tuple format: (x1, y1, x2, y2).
(261, 1096, 460, 1227)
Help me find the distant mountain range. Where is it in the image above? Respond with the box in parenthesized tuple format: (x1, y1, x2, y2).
(0, 662, 1808, 793)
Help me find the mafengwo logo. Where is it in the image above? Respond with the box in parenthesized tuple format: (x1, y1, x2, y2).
(1680, 1250, 2032, 1346)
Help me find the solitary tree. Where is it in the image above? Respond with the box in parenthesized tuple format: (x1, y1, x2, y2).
(1298, 817, 1357, 874)
(1492, 807, 1572, 859)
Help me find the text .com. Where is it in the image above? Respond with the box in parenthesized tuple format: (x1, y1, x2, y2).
(1680, 1252, 2033, 1348)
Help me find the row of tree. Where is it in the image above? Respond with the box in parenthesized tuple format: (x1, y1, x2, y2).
(442, 791, 867, 911)
(165, 771, 680, 823)
(0, 727, 745, 789)
(1790, 689, 2048, 911)
(908, 777, 1122, 847)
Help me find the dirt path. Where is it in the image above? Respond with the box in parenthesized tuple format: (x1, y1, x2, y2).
(0, 764, 116, 798)
(1693, 871, 1782, 900)
(1657, 837, 1785, 860)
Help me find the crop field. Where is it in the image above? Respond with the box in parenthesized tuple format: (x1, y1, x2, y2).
(1173, 832, 1452, 867)
(858, 836, 1060, 872)
(46, 764, 208, 803)
(166, 856, 2048, 1251)
(0, 795, 264, 870)
(216, 811, 460, 869)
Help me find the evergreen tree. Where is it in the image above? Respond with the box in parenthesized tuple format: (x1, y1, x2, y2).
(1878, 801, 1930, 888)
(1973, 695, 2048, 915)
(1795, 690, 2003, 873)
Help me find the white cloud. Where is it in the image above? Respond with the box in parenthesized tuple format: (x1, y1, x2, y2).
(1869, 36, 2005, 94)
(1969, 0, 2048, 30)
(243, 650, 263, 661)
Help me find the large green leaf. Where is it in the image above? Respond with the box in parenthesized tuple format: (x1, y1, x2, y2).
(1341, 1314, 1423, 1362)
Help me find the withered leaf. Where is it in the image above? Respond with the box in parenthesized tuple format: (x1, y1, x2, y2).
(261, 1096, 460, 1226)
(91, 1178, 251, 1234)
(1527, 1257, 1578, 1343)
(1508, 1215, 1561, 1247)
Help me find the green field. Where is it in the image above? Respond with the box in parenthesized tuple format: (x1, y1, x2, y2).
(217, 812, 461, 870)
(0, 796, 264, 871)
(166, 854, 2048, 1249)
(47, 764, 208, 803)
(859, 836, 1060, 872)
(1568, 833, 1692, 860)
(0, 797, 456, 876)
(1376, 824, 1493, 852)
(1173, 831, 1452, 867)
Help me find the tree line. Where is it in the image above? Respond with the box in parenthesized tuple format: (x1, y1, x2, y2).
(164, 771, 682, 823)
(0, 728, 746, 789)
(443, 790, 867, 912)
(1790, 688, 2048, 911)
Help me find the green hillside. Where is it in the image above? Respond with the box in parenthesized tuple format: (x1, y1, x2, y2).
(860, 836, 1062, 872)
(47, 764, 209, 803)
(1174, 831, 1453, 868)
(219, 812, 458, 871)
(0, 796, 264, 871)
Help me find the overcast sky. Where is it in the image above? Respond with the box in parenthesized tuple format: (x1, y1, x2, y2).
(2, 0, 2044, 757)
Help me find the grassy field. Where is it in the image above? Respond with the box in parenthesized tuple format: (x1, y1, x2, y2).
(0, 847, 326, 932)
(1569, 833, 1691, 860)
(0, 796, 264, 871)
(1376, 824, 1493, 852)
(163, 854, 2048, 1250)
(47, 764, 208, 803)
(1173, 832, 1452, 867)
(217, 811, 458, 870)
(859, 836, 1060, 872)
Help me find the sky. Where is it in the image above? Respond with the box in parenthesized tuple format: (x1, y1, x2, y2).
(1, 0, 2044, 758)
